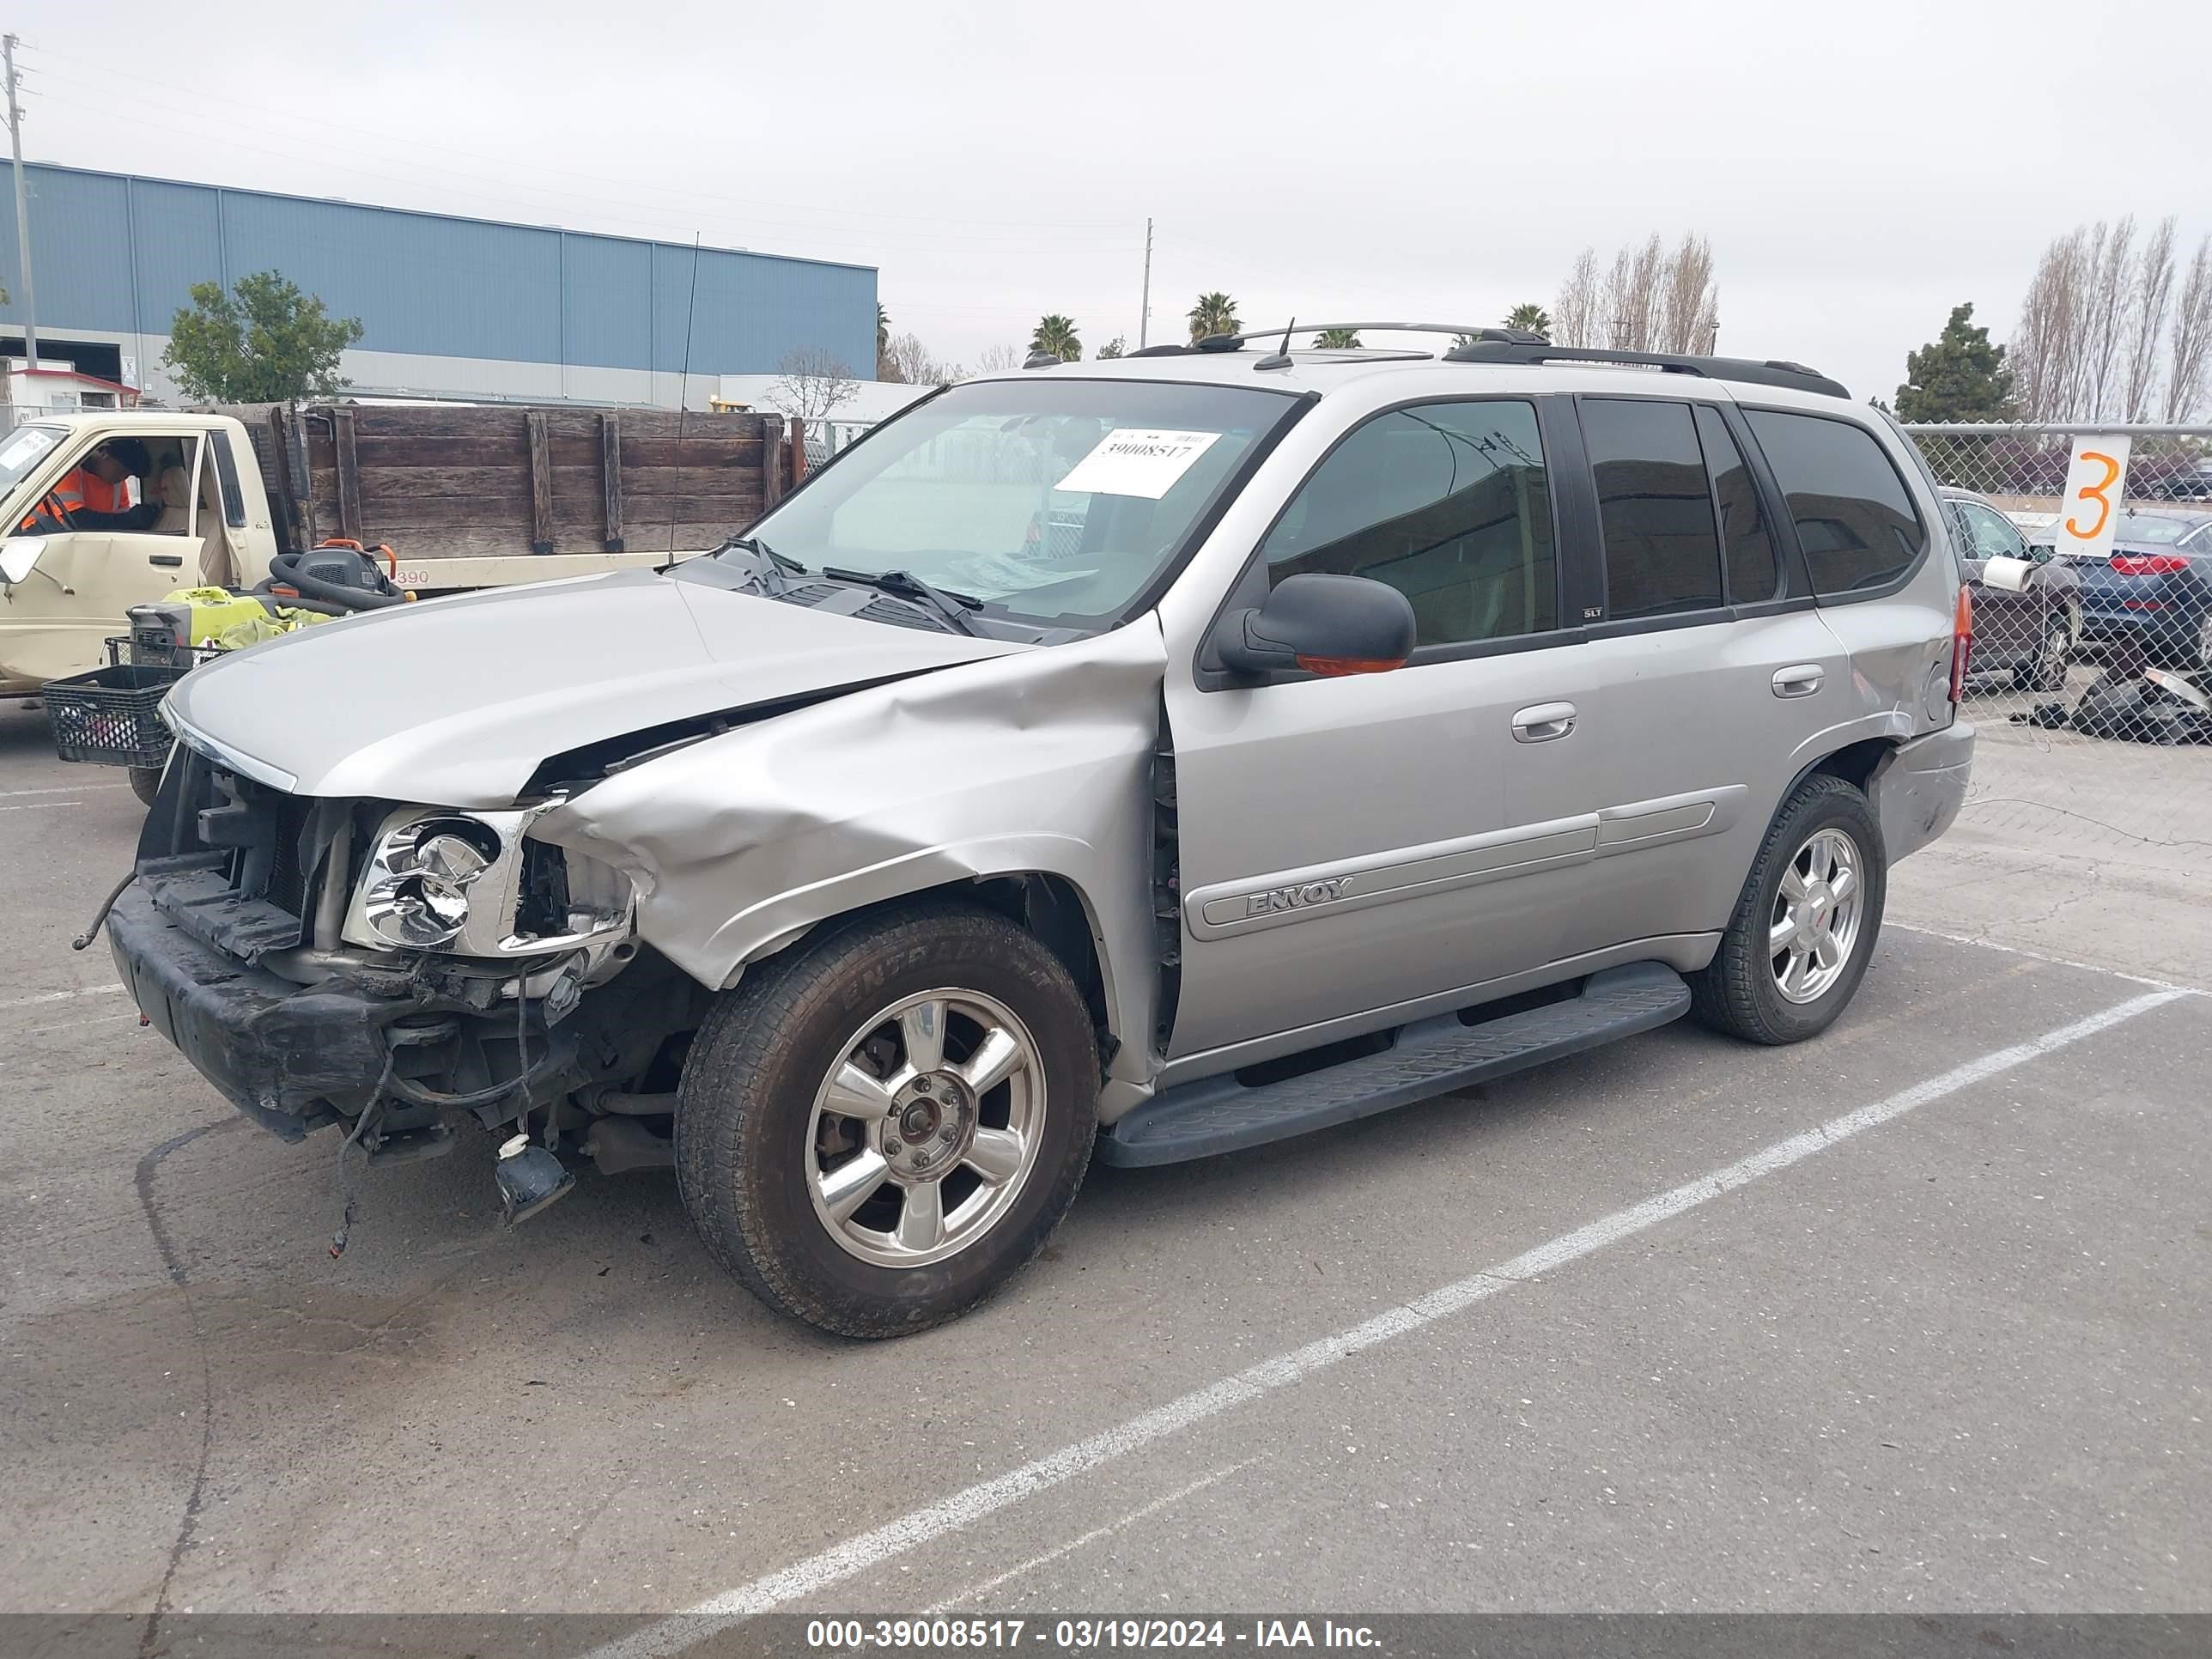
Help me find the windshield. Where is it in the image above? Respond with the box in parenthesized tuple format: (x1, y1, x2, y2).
(0, 424, 65, 497)
(734, 378, 1299, 629)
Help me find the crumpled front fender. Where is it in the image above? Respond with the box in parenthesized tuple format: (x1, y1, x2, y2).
(533, 619, 1170, 1083)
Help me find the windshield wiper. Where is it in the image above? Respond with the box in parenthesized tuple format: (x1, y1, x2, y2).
(721, 535, 809, 581)
(821, 566, 984, 636)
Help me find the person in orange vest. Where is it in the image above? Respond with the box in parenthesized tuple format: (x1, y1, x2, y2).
(21, 438, 153, 532)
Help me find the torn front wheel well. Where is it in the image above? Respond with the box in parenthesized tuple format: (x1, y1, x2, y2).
(767, 874, 1119, 1068)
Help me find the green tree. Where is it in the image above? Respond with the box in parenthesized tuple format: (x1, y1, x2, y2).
(161, 270, 363, 402)
(1030, 314, 1082, 362)
(1504, 302, 1551, 337)
(876, 302, 898, 379)
(1187, 291, 1239, 342)
(1313, 327, 1363, 349)
(1894, 302, 2015, 423)
(1096, 335, 1127, 359)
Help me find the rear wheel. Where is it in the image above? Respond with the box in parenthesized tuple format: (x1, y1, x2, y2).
(128, 765, 164, 806)
(2015, 619, 2073, 692)
(1691, 773, 1887, 1045)
(676, 902, 1098, 1339)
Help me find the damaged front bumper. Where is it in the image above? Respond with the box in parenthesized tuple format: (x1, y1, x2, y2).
(108, 882, 580, 1147)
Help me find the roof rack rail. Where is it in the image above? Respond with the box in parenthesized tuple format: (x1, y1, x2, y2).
(1442, 341, 1849, 399)
(1121, 323, 1546, 361)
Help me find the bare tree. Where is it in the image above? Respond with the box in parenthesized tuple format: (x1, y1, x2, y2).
(1602, 234, 1665, 349)
(971, 343, 1025, 374)
(2014, 218, 2212, 422)
(766, 348, 859, 421)
(2166, 235, 2212, 422)
(2121, 217, 2177, 421)
(1560, 233, 1720, 353)
(1553, 248, 1601, 348)
(882, 331, 963, 387)
(1655, 233, 1719, 354)
(2011, 227, 2086, 420)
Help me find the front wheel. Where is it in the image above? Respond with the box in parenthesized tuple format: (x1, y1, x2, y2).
(128, 764, 165, 806)
(1691, 773, 1887, 1045)
(676, 902, 1099, 1339)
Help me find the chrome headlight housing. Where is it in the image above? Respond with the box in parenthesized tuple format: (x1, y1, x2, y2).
(343, 805, 635, 958)
(359, 815, 503, 947)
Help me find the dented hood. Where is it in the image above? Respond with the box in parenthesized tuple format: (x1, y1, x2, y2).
(163, 568, 1025, 805)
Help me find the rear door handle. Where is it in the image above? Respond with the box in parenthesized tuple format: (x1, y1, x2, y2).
(148, 554, 184, 568)
(1510, 701, 1577, 743)
(1772, 665, 1824, 698)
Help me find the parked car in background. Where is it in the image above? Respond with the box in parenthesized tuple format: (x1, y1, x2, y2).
(2030, 507, 2212, 669)
(1940, 486, 2079, 690)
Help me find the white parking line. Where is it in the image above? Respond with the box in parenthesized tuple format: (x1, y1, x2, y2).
(1887, 921, 2206, 996)
(921, 1461, 1256, 1614)
(587, 988, 2185, 1657)
(0, 782, 128, 799)
(0, 799, 85, 811)
(0, 983, 125, 1011)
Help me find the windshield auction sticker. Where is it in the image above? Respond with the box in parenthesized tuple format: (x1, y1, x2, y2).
(1054, 428, 1223, 499)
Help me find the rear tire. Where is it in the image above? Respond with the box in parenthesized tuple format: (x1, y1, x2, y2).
(1691, 773, 1887, 1046)
(2016, 620, 2072, 693)
(128, 764, 164, 806)
(676, 901, 1098, 1339)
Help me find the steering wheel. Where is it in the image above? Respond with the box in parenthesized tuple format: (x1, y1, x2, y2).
(21, 489, 77, 533)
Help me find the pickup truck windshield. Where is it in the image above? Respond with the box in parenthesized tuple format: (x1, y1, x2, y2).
(0, 424, 66, 499)
(735, 379, 1298, 629)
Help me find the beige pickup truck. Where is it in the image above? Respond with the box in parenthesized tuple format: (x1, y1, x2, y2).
(3, 404, 792, 694)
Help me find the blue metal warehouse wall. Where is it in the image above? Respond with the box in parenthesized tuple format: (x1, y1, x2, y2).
(0, 164, 877, 380)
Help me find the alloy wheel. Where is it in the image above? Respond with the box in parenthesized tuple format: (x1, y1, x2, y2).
(804, 989, 1045, 1268)
(1768, 828, 1865, 1005)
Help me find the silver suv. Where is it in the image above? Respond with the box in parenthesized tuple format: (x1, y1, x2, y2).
(106, 329, 1976, 1337)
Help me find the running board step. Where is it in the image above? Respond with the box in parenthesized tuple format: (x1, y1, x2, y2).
(1099, 963, 1691, 1167)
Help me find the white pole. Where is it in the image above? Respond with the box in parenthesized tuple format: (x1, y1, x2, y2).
(3, 35, 36, 371)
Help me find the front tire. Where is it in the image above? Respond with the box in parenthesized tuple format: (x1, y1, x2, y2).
(1691, 773, 1887, 1045)
(128, 764, 164, 806)
(676, 901, 1098, 1339)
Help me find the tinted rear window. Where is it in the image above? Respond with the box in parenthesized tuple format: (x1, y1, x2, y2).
(1745, 410, 1926, 597)
(1582, 398, 1724, 620)
(1693, 404, 1779, 603)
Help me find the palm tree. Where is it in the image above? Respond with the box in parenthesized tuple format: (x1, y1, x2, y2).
(1030, 315, 1082, 362)
(1313, 327, 1362, 349)
(1188, 292, 1239, 342)
(1503, 302, 1552, 338)
(877, 303, 891, 358)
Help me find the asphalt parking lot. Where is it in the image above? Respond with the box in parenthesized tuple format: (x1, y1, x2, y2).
(3, 702, 2207, 1637)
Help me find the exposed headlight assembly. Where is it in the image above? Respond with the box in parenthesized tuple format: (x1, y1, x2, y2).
(344, 806, 634, 958)
(359, 815, 504, 948)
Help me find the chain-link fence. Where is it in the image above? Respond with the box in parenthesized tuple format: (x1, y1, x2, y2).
(1901, 422, 2212, 854)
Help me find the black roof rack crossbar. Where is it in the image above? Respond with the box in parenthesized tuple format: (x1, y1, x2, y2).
(1443, 341, 1849, 398)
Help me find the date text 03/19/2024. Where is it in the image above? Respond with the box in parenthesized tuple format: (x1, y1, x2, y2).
(804, 1620, 1383, 1650)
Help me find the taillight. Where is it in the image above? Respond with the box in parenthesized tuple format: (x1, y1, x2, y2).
(1949, 585, 1972, 705)
(2110, 553, 2188, 575)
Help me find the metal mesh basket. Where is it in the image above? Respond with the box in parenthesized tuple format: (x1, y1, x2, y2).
(42, 639, 196, 769)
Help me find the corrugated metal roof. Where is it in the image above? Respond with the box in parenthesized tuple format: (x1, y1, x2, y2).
(0, 163, 877, 378)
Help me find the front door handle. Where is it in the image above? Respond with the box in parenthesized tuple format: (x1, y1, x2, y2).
(1771, 664, 1824, 698)
(1510, 701, 1577, 743)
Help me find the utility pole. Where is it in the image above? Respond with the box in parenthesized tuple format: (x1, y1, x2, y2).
(3, 34, 35, 370)
(1139, 217, 1152, 350)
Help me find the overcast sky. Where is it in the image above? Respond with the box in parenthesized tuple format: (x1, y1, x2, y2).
(11, 0, 2210, 400)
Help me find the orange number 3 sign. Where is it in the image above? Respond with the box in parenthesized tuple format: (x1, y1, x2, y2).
(2064, 449, 2122, 541)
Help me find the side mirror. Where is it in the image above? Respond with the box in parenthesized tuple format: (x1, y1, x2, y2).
(0, 536, 43, 588)
(1214, 572, 1417, 678)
